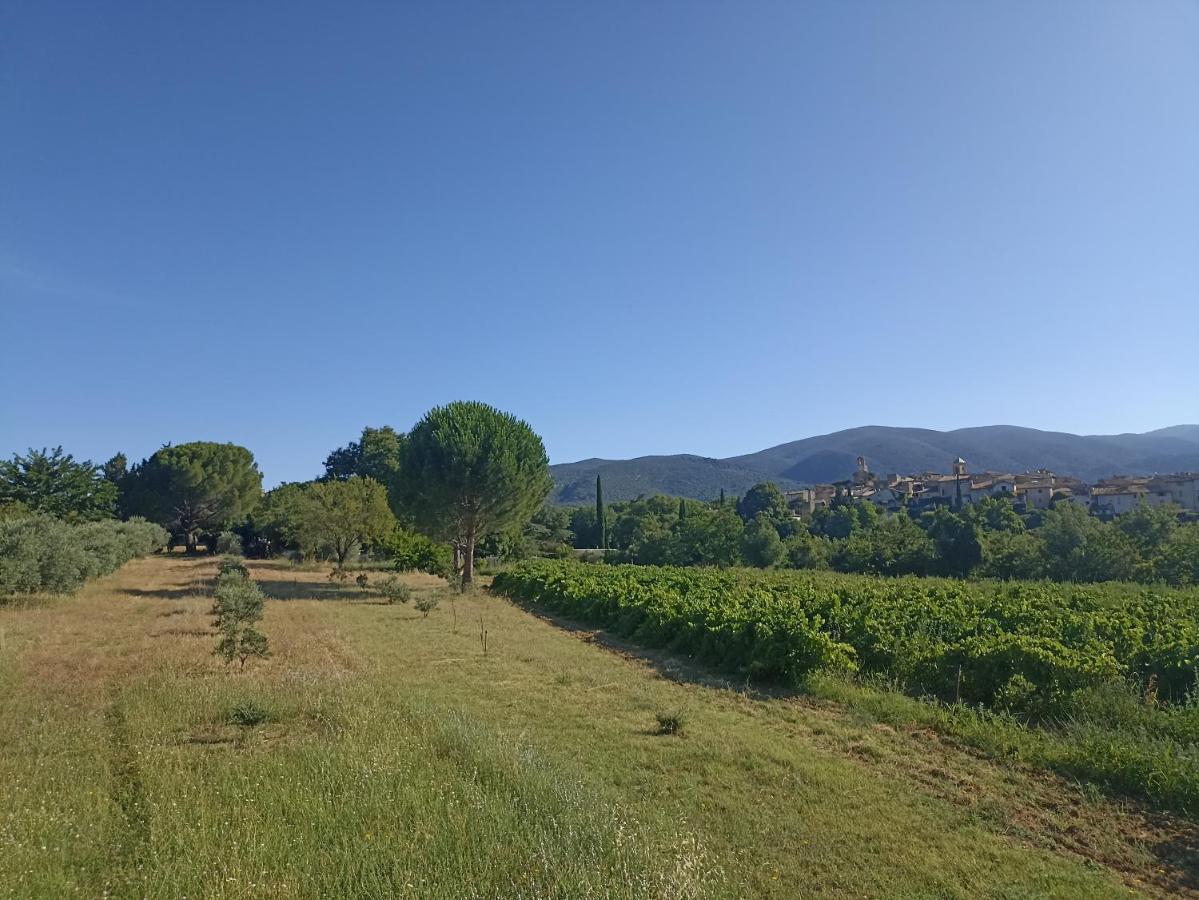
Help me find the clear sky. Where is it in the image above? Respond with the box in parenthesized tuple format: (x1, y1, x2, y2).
(2, 1, 1197, 485)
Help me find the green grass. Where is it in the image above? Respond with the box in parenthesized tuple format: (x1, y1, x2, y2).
(1, 556, 1195, 897)
(492, 559, 1199, 819)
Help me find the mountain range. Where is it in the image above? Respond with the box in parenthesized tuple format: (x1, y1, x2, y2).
(549, 425, 1199, 504)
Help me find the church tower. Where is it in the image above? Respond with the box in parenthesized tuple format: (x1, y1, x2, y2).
(852, 455, 870, 485)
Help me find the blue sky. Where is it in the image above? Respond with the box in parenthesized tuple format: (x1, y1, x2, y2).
(2, 1, 1197, 485)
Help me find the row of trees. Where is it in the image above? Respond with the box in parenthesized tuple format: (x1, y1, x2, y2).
(9, 423, 1199, 589)
(2, 402, 555, 588)
(564, 482, 1199, 586)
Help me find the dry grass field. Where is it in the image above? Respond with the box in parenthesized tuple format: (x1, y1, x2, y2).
(1, 555, 1197, 897)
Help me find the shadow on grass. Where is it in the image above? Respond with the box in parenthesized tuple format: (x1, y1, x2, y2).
(121, 587, 210, 601)
(254, 579, 386, 603)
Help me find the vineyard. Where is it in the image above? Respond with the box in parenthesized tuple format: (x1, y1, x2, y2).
(493, 560, 1199, 814)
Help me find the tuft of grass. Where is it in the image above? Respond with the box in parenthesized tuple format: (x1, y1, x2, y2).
(228, 698, 272, 727)
(655, 710, 686, 736)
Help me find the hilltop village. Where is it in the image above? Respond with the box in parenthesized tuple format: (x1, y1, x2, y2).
(785, 456, 1199, 517)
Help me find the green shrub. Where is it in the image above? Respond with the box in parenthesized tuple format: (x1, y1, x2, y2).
(383, 527, 453, 578)
(228, 699, 271, 727)
(376, 576, 412, 605)
(0, 515, 167, 596)
(215, 531, 243, 556)
(217, 556, 249, 578)
(211, 571, 269, 667)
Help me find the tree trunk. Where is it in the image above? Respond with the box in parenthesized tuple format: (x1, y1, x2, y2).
(462, 530, 476, 587)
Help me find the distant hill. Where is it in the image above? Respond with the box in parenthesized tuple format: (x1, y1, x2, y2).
(549, 425, 1199, 504)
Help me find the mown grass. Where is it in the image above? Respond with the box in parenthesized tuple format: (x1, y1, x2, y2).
(1, 556, 1195, 897)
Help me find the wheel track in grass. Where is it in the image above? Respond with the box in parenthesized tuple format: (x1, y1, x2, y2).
(103, 696, 151, 889)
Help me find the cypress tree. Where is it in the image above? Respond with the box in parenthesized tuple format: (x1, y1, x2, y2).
(678, 497, 686, 523)
(719, 488, 725, 507)
(596, 475, 607, 549)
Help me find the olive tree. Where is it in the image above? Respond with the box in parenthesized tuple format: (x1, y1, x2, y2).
(299, 476, 395, 568)
(397, 402, 552, 586)
(121, 442, 262, 552)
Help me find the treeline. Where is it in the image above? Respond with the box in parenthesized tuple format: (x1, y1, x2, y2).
(565, 482, 1199, 586)
(8, 422, 1199, 591)
(1, 402, 554, 588)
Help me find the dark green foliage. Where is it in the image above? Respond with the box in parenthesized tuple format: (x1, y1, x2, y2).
(397, 401, 553, 585)
(563, 508, 597, 548)
(740, 514, 785, 568)
(965, 496, 1025, 533)
(585, 487, 1199, 586)
(102, 453, 128, 486)
(228, 699, 271, 727)
(784, 529, 831, 570)
(214, 531, 243, 556)
(322, 427, 406, 512)
(121, 442, 262, 552)
(1038, 503, 1140, 583)
(0, 515, 167, 596)
(211, 569, 268, 667)
(978, 530, 1047, 579)
(835, 511, 936, 576)
(673, 506, 743, 567)
(596, 475, 606, 549)
(383, 526, 453, 578)
(0, 447, 117, 522)
(735, 482, 790, 526)
(921, 507, 982, 577)
(245, 482, 310, 556)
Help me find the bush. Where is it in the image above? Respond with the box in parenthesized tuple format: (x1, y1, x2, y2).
(383, 527, 453, 578)
(217, 556, 249, 578)
(228, 699, 271, 727)
(211, 570, 269, 667)
(376, 576, 412, 605)
(414, 593, 440, 618)
(215, 531, 243, 556)
(0, 515, 168, 596)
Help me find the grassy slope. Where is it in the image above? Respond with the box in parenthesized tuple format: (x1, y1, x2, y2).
(0, 557, 1194, 898)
